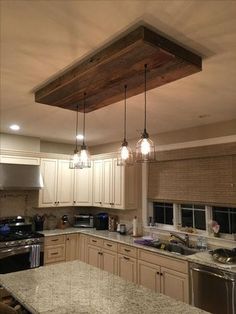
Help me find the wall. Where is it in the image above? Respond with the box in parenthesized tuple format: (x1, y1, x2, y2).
(0, 133, 40, 152)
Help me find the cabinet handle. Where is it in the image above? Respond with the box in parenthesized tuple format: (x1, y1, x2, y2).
(106, 244, 112, 247)
(67, 238, 69, 241)
(124, 249, 130, 252)
(92, 239, 97, 243)
(51, 252, 58, 256)
(51, 239, 59, 242)
(123, 256, 130, 261)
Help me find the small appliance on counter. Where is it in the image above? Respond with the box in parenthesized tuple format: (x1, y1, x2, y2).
(119, 224, 127, 235)
(108, 215, 118, 232)
(74, 214, 94, 228)
(94, 213, 108, 230)
(58, 215, 70, 229)
(33, 214, 45, 231)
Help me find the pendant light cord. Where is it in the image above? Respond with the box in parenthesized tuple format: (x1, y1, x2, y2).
(75, 104, 79, 151)
(83, 92, 86, 146)
(124, 85, 127, 142)
(144, 64, 147, 133)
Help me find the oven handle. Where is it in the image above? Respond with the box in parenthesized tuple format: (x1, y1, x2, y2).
(0, 245, 42, 259)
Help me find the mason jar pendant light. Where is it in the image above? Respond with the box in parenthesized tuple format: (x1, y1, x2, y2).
(117, 85, 133, 166)
(136, 64, 155, 162)
(78, 92, 91, 168)
(69, 104, 82, 169)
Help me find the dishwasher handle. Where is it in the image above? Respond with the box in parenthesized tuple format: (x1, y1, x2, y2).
(191, 267, 235, 282)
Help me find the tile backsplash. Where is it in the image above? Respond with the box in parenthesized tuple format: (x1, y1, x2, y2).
(0, 191, 142, 231)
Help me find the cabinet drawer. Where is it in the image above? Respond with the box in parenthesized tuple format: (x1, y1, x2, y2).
(45, 235, 65, 246)
(118, 244, 137, 258)
(138, 249, 188, 274)
(88, 236, 103, 247)
(44, 244, 65, 264)
(103, 240, 118, 252)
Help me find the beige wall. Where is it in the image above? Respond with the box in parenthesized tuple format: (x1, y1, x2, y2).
(90, 119, 236, 154)
(0, 133, 40, 152)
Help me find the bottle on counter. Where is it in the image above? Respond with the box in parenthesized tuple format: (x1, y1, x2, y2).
(133, 216, 138, 237)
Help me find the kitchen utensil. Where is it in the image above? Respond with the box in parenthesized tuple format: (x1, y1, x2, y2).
(108, 215, 118, 232)
(46, 214, 57, 230)
(210, 248, 236, 264)
(33, 215, 45, 231)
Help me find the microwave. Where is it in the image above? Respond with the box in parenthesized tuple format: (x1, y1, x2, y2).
(74, 214, 94, 228)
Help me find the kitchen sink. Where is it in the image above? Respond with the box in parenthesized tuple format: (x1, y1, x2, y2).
(135, 239, 200, 256)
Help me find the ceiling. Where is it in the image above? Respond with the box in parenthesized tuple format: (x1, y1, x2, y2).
(1, 0, 236, 146)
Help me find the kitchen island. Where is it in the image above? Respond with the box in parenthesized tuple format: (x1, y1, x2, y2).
(0, 261, 208, 314)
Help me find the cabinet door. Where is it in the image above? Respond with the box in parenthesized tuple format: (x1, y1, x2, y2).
(87, 245, 101, 268)
(103, 159, 113, 207)
(65, 234, 78, 262)
(39, 159, 57, 207)
(138, 260, 161, 293)
(112, 159, 124, 209)
(161, 267, 189, 303)
(77, 234, 88, 262)
(57, 160, 74, 206)
(102, 249, 117, 275)
(74, 164, 93, 206)
(93, 160, 103, 206)
(118, 254, 137, 283)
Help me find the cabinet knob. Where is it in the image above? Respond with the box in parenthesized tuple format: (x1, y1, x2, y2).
(160, 273, 163, 276)
(73, 201, 76, 204)
(99, 202, 102, 204)
(156, 271, 160, 275)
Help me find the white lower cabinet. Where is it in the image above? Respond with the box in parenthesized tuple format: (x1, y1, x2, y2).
(138, 250, 189, 303)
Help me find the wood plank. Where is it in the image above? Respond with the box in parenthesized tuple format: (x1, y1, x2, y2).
(35, 26, 202, 113)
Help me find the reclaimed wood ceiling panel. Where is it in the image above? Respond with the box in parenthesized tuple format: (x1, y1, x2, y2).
(34, 26, 202, 113)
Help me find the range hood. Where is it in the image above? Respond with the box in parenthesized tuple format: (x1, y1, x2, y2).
(0, 163, 44, 190)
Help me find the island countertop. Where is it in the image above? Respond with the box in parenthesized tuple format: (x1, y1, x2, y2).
(0, 261, 208, 314)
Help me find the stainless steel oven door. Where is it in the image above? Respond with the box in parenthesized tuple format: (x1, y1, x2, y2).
(0, 245, 44, 274)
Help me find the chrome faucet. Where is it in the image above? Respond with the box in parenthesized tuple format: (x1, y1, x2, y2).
(170, 232, 190, 247)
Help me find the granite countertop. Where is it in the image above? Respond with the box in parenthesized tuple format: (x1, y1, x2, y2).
(0, 261, 208, 314)
(40, 228, 236, 272)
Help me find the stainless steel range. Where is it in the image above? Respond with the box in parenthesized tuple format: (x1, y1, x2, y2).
(0, 216, 44, 274)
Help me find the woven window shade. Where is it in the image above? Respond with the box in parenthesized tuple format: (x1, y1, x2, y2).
(148, 155, 236, 206)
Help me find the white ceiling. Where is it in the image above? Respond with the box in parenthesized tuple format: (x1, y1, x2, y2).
(1, 0, 236, 146)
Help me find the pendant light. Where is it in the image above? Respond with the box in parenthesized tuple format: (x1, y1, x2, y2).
(69, 104, 82, 169)
(136, 64, 155, 162)
(78, 92, 91, 168)
(117, 85, 133, 166)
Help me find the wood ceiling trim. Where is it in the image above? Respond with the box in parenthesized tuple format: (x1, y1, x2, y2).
(35, 26, 202, 113)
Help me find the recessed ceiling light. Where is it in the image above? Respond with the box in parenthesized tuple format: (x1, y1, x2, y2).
(10, 124, 20, 131)
(76, 134, 84, 140)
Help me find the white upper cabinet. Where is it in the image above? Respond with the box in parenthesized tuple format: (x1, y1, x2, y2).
(74, 163, 93, 206)
(93, 157, 137, 210)
(39, 159, 74, 207)
(57, 160, 74, 207)
(93, 160, 103, 206)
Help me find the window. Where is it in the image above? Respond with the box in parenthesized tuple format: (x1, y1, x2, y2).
(153, 202, 173, 225)
(181, 204, 206, 230)
(212, 207, 236, 234)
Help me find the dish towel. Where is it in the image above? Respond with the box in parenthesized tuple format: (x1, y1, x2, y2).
(29, 244, 41, 268)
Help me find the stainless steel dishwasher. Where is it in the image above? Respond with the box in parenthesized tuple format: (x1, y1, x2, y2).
(190, 262, 236, 314)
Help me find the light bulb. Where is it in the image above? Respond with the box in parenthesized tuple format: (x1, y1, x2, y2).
(80, 149, 88, 162)
(121, 145, 129, 160)
(73, 153, 80, 164)
(141, 138, 151, 155)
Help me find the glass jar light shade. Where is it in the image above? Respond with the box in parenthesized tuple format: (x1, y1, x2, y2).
(78, 145, 91, 168)
(117, 141, 133, 166)
(136, 133, 155, 163)
(69, 150, 81, 169)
